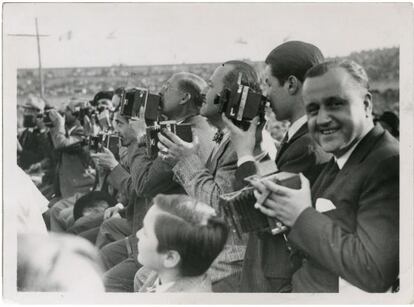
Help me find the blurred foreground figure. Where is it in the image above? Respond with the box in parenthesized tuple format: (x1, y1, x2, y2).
(17, 233, 104, 292)
(16, 166, 48, 234)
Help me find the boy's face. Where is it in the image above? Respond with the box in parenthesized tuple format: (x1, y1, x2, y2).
(136, 206, 165, 271)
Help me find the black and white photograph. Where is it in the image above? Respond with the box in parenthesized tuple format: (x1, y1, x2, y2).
(2, 2, 413, 304)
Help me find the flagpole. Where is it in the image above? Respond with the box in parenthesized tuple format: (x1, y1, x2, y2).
(35, 17, 44, 98)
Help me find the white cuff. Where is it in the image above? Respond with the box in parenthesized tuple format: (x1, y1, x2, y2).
(237, 155, 255, 167)
(115, 203, 125, 210)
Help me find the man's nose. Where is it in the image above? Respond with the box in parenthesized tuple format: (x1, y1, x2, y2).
(316, 107, 332, 126)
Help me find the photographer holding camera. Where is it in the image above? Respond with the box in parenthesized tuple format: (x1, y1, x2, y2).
(98, 72, 212, 292)
(48, 100, 96, 199)
(157, 61, 267, 292)
(86, 109, 151, 292)
(221, 41, 331, 293)
(18, 95, 52, 171)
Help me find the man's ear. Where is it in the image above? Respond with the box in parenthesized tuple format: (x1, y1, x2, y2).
(286, 76, 300, 95)
(163, 250, 181, 269)
(363, 92, 373, 117)
(179, 93, 191, 105)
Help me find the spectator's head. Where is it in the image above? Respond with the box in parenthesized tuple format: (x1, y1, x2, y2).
(73, 191, 117, 221)
(113, 111, 144, 146)
(17, 233, 104, 292)
(159, 72, 207, 120)
(378, 111, 399, 138)
(303, 60, 373, 158)
(264, 41, 324, 121)
(200, 60, 260, 128)
(65, 100, 85, 126)
(136, 194, 228, 278)
(23, 94, 45, 114)
(22, 95, 46, 128)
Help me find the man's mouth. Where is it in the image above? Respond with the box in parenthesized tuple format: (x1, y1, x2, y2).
(319, 128, 339, 135)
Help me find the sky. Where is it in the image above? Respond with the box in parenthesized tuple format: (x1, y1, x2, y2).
(3, 2, 408, 69)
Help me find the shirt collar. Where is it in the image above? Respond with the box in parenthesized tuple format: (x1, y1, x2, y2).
(287, 115, 307, 141)
(334, 128, 371, 169)
(154, 277, 175, 293)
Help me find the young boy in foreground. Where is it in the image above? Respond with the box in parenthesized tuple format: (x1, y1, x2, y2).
(135, 194, 229, 292)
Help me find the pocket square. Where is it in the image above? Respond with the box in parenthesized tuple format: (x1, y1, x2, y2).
(315, 198, 336, 212)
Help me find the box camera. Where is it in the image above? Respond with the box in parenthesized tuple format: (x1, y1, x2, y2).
(42, 110, 53, 127)
(119, 88, 161, 125)
(23, 114, 37, 128)
(145, 120, 193, 159)
(219, 172, 301, 238)
(88, 133, 120, 158)
(215, 82, 268, 130)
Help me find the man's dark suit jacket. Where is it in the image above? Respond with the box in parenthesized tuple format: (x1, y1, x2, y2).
(238, 123, 331, 292)
(288, 125, 399, 292)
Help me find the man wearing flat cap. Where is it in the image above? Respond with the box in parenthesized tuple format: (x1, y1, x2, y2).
(18, 95, 53, 172)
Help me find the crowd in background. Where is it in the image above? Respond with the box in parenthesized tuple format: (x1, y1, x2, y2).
(16, 40, 400, 294)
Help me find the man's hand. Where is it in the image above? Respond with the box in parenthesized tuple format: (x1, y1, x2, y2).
(157, 129, 199, 166)
(252, 173, 312, 227)
(222, 114, 259, 158)
(90, 147, 119, 171)
(103, 203, 124, 220)
(48, 109, 65, 128)
(27, 161, 42, 173)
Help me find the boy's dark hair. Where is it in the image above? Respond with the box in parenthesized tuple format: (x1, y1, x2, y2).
(265, 41, 324, 85)
(223, 60, 261, 93)
(73, 191, 117, 221)
(152, 194, 229, 277)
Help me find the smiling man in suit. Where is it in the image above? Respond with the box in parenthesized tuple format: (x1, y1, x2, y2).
(253, 60, 399, 292)
(223, 41, 331, 292)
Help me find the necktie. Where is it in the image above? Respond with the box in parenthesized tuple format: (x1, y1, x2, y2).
(212, 130, 224, 144)
(279, 132, 289, 148)
(312, 158, 340, 201)
(275, 132, 289, 162)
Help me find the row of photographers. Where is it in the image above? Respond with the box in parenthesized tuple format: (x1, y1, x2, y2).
(17, 40, 399, 293)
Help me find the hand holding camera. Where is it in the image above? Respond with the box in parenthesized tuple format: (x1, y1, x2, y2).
(222, 114, 260, 159)
(251, 173, 311, 227)
(90, 147, 119, 172)
(48, 109, 65, 128)
(157, 128, 199, 166)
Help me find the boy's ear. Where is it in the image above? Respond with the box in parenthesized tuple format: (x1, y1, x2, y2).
(163, 250, 181, 269)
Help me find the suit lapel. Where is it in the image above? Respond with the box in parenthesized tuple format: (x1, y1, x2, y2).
(311, 125, 384, 201)
(208, 137, 230, 173)
(276, 123, 308, 164)
(338, 125, 384, 177)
